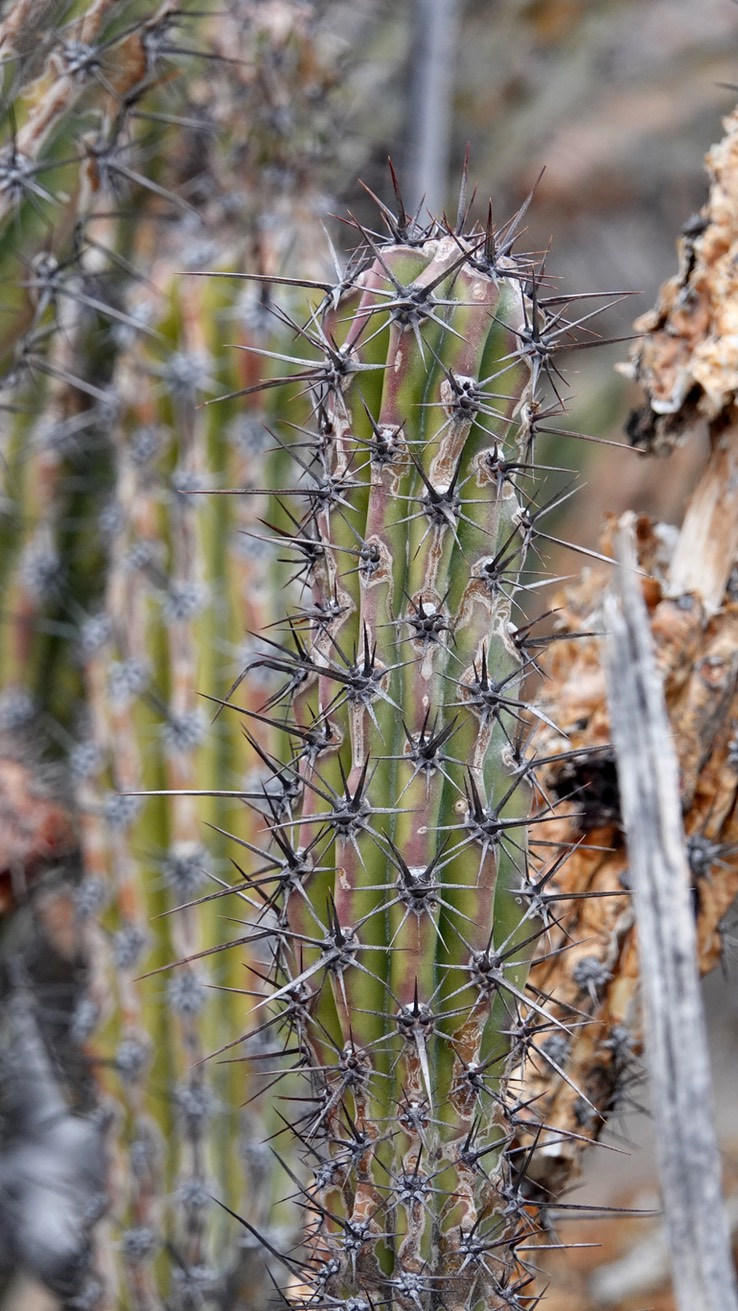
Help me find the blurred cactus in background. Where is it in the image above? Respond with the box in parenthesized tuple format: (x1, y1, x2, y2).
(0, 2, 365, 1306)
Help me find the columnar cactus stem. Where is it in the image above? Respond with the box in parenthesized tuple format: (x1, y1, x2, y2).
(215, 189, 617, 1310)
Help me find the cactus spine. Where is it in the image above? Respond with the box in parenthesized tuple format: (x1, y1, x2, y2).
(216, 190, 611, 1310)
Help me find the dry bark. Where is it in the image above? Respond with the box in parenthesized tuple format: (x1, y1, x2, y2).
(514, 105, 738, 1298)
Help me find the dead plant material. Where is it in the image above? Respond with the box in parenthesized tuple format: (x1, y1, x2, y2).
(517, 101, 738, 1204)
(625, 104, 738, 448)
(517, 508, 738, 1183)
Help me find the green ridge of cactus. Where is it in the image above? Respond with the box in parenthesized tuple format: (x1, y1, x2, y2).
(199, 184, 615, 1311)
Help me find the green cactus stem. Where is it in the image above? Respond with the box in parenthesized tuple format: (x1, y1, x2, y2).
(204, 180, 617, 1311)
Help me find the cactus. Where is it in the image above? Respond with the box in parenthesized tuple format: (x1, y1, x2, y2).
(3, 3, 738, 1308)
(182, 180, 632, 1311)
(0, 2, 363, 1305)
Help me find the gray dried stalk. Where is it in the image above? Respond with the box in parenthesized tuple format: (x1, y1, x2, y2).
(604, 524, 738, 1311)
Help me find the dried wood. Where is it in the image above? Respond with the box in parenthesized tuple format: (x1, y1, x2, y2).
(513, 101, 738, 1216)
(603, 521, 738, 1311)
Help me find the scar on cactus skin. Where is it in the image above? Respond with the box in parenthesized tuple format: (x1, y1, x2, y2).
(168, 163, 645, 1311)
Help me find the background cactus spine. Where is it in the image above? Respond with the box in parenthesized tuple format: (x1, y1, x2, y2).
(0, 2, 357, 1305)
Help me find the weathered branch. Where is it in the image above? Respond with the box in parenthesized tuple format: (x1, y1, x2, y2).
(603, 520, 737, 1311)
